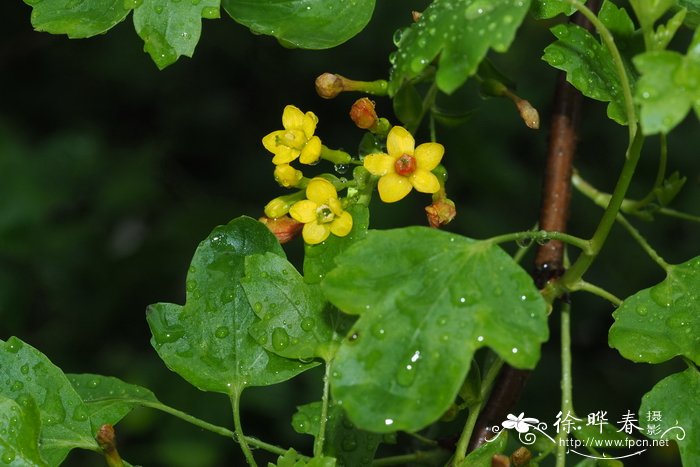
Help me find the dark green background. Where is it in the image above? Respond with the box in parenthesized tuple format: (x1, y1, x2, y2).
(1, 1, 696, 465)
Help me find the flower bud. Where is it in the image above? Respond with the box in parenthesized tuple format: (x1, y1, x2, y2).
(274, 163, 303, 188)
(315, 73, 345, 99)
(264, 196, 293, 218)
(349, 97, 378, 130)
(425, 198, 456, 228)
(259, 215, 303, 244)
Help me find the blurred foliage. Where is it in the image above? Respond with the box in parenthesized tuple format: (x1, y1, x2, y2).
(1, 0, 698, 465)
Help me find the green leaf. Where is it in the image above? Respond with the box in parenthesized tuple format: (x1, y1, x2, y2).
(67, 374, 158, 433)
(222, 0, 375, 49)
(292, 402, 384, 466)
(322, 228, 548, 432)
(23, 0, 130, 38)
(634, 28, 700, 135)
(147, 216, 316, 396)
(132, 0, 219, 69)
(529, 0, 575, 19)
(542, 23, 630, 124)
(653, 171, 686, 206)
(243, 253, 345, 362)
(389, 0, 532, 95)
(392, 83, 424, 132)
(0, 337, 97, 465)
(458, 430, 508, 466)
(303, 205, 369, 285)
(609, 256, 700, 365)
(269, 448, 336, 467)
(0, 394, 47, 467)
(639, 368, 700, 466)
(679, 0, 700, 28)
(629, 0, 675, 29)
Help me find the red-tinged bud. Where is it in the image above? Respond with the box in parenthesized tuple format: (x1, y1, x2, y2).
(425, 198, 456, 228)
(412, 10, 422, 21)
(96, 424, 124, 467)
(516, 99, 540, 129)
(315, 73, 345, 99)
(511, 447, 532, 466)
(350, 97, 378, 130)
(259, 215, 303, 244)
(492, 454, 511, 467)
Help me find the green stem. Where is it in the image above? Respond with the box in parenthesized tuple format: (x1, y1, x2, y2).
(568, 0, 637, 140)
(320, 145, 352, 165)
(405, 432, 438, 447)
(570, 280, 622, 305)
(657, 207, 700, 223)
(616, 214, 671, 271)
(230, 392, 258, 467)
(559, 128, 645, 292)
(371, 449, 448, 466)
(130, 400, 289, 456)
(556, 303, 574, 467)
(453, 356, 504, 465)
(487, 230, 592, 254)
(314, 362, 332, 457)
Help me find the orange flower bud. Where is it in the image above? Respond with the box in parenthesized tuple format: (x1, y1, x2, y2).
(349, 98, 378, 130)
(259, 216, 303, 244)
(425, 198, 456, 228)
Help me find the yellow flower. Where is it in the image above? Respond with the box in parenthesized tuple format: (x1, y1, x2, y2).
(363, 126, 444, 203)
(289, 178, 353, 245)
(274, 164, 303, 188)
(262, 105, 322, 165)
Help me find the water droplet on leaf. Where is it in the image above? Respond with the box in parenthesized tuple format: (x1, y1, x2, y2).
(300, 318, 315, 332)
(214, 326, 230, 338)
(271, 327, 290, 351)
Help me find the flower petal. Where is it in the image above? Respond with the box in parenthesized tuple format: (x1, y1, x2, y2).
(414, 142, 444, 171)
(262, 130, 284, 153)
(386, 126, 415, 158)
(299, 135, 322, 165)
(363, 153, 394, 176)
(378, 172, 413, 203)
(302, 111, 319, 139)
(410, 169, 440, 194)
(306, 178, 337, 204)
(282, 105, 305, 130)
(328, 197, 343, 216)
(330, 211, 353, 237)
(272, 146, 300, 165)
(289, 200, 317, 223)
(302, 221, 330, 245)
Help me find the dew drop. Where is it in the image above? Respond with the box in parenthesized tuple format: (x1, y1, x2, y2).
(334, 163, 349, 174)
(410, 57, 429, 72)
(201, 6, 219, 18)
(154, 5, 163, 13)
(477, 335, 484, 342)
(635, 305, 648, 316)
(392, 28, 404, 46)
(342, 436, 358, 451)
(123, 0, 142, 8)
(5, 340, 22, 354)
(214, 326, 230, 338)
(300, 318, 315, 332)
(191, 0, 200, 4)
(512, 347, 519, 353)
(72, 406, 89, 422)
(1, 450, 16, 464)
(20, 364, 29, 375)
(371, 322, 386, 339)
(271, 327, 290, 351)
(384, 418, 394, 426)
(516, 236, 533, 248)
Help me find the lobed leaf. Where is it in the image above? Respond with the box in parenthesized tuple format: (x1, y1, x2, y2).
(609, 256, 700, 365)
(23, 0, 130, 38)
(292, 401, 385, 466)
(638, 368, 700, 466)
(633, 28, 700, 135)
(146, 216, 316, 397)
(269, 448, 336, 467)
(542, 22, 630, 125)
(0, 394, 47, 467)
(389, 0, 532, 95)
(222, 0, 375, 49)
(67, 374, 158, 434)
(243, 253, 349, 362)
(529, 0, 575, 19)
(322, 228, 548, 432)
(132, 0, 220, 69)
(0, 337, 97, 465)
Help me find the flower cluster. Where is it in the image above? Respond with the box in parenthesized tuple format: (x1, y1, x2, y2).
(259, 102, 453, 245)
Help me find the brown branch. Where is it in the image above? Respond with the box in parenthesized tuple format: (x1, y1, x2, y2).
(467, 1, 601, 452)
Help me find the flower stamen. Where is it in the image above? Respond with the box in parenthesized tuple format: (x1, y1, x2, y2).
(395, 154, 417, 176)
